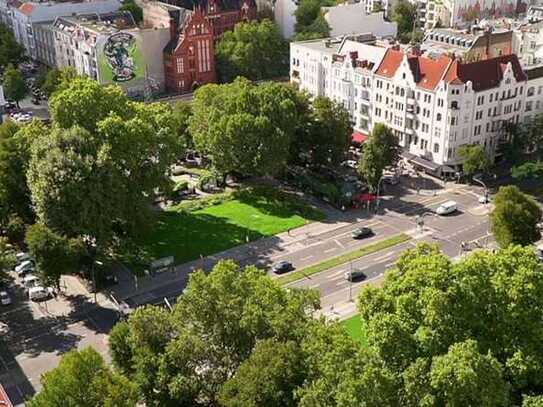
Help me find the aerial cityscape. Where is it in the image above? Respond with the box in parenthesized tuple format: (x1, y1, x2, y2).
(1, 0, 543, 404)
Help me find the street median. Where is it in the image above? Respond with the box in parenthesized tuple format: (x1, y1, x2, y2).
(277, 233, 412, 285)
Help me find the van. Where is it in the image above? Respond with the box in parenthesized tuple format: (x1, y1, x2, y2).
(436, 201, 457, 216)
(23, 275, 40, 289)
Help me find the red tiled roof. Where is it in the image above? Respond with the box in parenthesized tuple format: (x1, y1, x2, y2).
(444, 54, 527, 91)
(376, 49, 452, 90)
(352, 131, 368, 144)
(375, 48, 403, 78)
(19, 2, 34, 15)
(0, 384, 13, 407)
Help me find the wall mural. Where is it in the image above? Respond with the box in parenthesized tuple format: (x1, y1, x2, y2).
(456, 0, 527, 23)
(98, 32, 144, 84)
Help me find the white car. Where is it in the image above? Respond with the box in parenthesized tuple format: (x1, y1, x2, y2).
(28, 286, 52, 301)
(23, 274, 40, 289)
(16, 252, 32, 264)
(15, 260, 34, 275)
(0, 291, 11, 306)
(436, 201, 458, 215)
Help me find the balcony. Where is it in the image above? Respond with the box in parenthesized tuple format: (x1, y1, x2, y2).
(407, 97, 415, 105)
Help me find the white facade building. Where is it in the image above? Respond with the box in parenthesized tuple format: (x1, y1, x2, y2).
(291, 36, 539, 174)
(323, 2, 397, 38)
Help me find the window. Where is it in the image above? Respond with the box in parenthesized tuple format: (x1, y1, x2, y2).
(436, 113, 442, 121)
(433, 143, 440, 153)
(475, 110, 482, 120)
(375, 107, 381, 116)
(490, 93, 493, 102)
(437, 98, 444, 107)
(528, 87, 535, 96)
(474, 125, 481, 136)
(486, 122, 490, 132)
(477, 95, 484, 105)
(176, 57, 184, 74)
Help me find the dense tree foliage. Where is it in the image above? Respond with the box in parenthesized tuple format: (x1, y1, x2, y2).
(0, 120, 37, 240)
(216, 19, 288, 83)
(40, 67, 78, 97)
(491, 185, 542, 247)
(0, 236, 15, 282)
(294, 0, 331, 40)
(27, 347, 139, 407)
(297, 96, 352, 167)
(511, 160, 543, 180)
(357, 243, 543, 405)
(29, 78, 183, 248)
(119, 0, 143, 24)
(189, 78, 303, 178)
(392, 0, 417, 43)
(2, 66, 27, 106)
(108, 260, 319, 406)
(25, 223, 83, 289)
(458, 144, 491, 176)
(358, 123, 400, 192)
(0, 23, 25, 72)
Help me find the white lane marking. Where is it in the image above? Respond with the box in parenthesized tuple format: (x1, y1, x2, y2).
(371, 251, 395, 262)
(328, 269, 347, 278)
(334, 239, 345, 248)
(385, 261, 397, 268)
(300, 255, 313, 262)
(324, 247, 337, 253)
(309, 284, 320, 289)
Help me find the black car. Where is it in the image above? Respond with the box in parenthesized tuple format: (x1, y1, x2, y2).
(351, 227, 373, 239)
(271, 261, 293, 274)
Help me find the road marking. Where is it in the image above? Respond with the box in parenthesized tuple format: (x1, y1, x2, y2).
(328, 269, 347, 278)
(324, 247, 337, 254)
(371, 251, 395, 262)
(334, 239, 345, 248)
(300, 255, 313, 262)
(309, 284, 320, 289)
(385, 261, 397, 268)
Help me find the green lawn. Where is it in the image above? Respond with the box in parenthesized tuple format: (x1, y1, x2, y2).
(143, 187, 324, 264)
(342, 314, 368, 345)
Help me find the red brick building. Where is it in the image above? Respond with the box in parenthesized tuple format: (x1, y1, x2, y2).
(163, 0, 257, 93)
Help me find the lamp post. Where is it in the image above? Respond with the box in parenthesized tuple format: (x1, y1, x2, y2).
(348, 261, 353, 302)
(472, 176, 488, 204)
(83, 235, 98, 304)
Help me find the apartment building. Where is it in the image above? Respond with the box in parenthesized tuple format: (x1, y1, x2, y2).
(291, 36, 535, 175)
(4, 0, 120, 61)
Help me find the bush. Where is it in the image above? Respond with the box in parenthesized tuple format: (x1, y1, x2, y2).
(5, 214, 26, 244)
(173, 180, 189, 193)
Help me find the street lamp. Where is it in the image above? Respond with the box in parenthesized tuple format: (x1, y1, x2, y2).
(348, 261, 353, 302)
(472, 175, 488, 204)
(83, 235, 98, 304)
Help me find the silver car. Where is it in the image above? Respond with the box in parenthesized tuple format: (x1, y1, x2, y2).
(0, 291, 12, 306)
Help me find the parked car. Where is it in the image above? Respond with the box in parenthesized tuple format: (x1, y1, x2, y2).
(382, 174, 400, 185)
(28, 286, 52, 301)
(436, 201, 458, 216)
(271, 260, 293, 274)
(15, 260, 34, 276)
(23, 274, 40, 289)
(344, 269, 366, 281)
(0, 291, 11, 306)
(16, 252, 32, 265)
(351, 227, 373, 239)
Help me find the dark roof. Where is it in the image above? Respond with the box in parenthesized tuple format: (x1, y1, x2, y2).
(444, 54, 527, 91)
(526, 65, 543, 80)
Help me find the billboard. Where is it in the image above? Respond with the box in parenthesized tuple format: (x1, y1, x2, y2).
(98, 32, 145, 85)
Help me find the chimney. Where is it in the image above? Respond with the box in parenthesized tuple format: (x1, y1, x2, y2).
(169, 14, 177, 41)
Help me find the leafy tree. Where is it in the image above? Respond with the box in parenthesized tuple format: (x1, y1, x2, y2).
(172, 100, 192, 148)
(2, 66, 27, 107)
(358, 243, 543, 404)
(216, 19, 288, 83)
(189, 78, 301, 178)
(41, 67, 78, 97)
(27, 347, 138, 407)
(108, 321, 135, 375)
(111, 260, 319, 406)
(119, 0, 143, 24)
(25, 223, 82, 289)
(491, 185, 542, 247)
(0, 119, 37, 234)
(357, 123, 400, 192)
(0, 236, 15, 283)
(512, 161, 543, 180)
(392, 0, 417, 43)
(298, 96, 352, 167)
(523, 395, 543, 407)
(0, 23, 25, 72)
(294, 0, 331, 39)
(219, 339, 306, 407)
(29, 78, 182, 248)
(458, 144, 491, 176)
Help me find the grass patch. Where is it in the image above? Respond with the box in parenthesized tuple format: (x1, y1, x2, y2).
(142, 186, 324, 264)
(342, 314, 368, 345)
(277, 233, 411, 285)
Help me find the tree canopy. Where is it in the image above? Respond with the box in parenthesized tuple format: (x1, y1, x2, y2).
(27, 347, 139, 407)
(28, 78, 183, 248)
(392, 0, 417, 43)
(0, 23, 25, 72)
(2, 66, 27, 106)
(458, 144, 491, 176)
(119, 0, 143, 24)
(189, 78, 302, 178)
(294, 0, 331, 40)
(40, 67, 78, 97)
(108, 259, 319, 406)
(358, 123, 400, 192)
(490, 185, 542, 247)
(216, 19, 288, 83)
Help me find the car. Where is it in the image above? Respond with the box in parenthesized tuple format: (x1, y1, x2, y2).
(23, 274, 40, 289)
(382, 174, 400, 185)
(436, 201, 458, 216)
(271, 260, 293, 274)
(351, 227, 373, 239)
(28, 286, 52, 301)
(344, 269, 366, 281)
(15, 260, 35, 276)
(16, 252, 32, 265)
(0, 291, 11, 306)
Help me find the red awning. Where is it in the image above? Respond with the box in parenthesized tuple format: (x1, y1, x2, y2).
(354, 193, 376, 202)
(352, 131, 368, 144)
